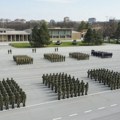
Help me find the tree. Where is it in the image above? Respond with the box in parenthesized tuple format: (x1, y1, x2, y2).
(115, 22, 120, 43)
(102, 21, 117, 41)
(84, 28, 93, 44)
(84, 28, 103, 45)
(92, 29, 103, 45)
(29, 22, 50, 47)
(77, 21, 89, 32)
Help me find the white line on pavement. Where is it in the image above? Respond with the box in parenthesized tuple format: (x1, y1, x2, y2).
(53, 117, 62, 120)
(110, 104, 117, 107)
(98, 107, 105, 110)
(0, 90, 116, 113)
(24, 90, 116, 109)
(26, 100, 58, 108)
(84, 110, 92, 113)
(88, 90, 110, 96)
(69, 113, 78, 117)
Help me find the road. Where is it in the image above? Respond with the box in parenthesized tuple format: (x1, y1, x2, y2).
(0, 90, 120, 120)
(0, 43, 120, 120)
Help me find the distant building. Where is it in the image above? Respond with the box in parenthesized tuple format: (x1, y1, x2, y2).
(0, 28, 30, 42)
(88, 18, 96, 24)
(64, 17, 70, 22)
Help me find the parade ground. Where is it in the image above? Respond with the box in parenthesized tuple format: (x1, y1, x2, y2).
(0, 44, 120, 120)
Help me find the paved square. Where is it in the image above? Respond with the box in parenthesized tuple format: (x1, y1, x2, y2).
(0, 44, 120, 120)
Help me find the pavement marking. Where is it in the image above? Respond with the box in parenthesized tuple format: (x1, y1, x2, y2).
(69, 113, 78, 117)
(88, 90, 111, 96)
(23, 91, 111, 109)
(110, 104, 117, 107)
(0, 90, 116, 113)
(84, 110, 92, 113)
(98, 107, 106, 110)
(26, 100, 58, 108)
(53, 117, 62, 120)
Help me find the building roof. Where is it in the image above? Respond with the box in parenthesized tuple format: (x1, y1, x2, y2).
(0, 30, 30, 35)
(48, 28, 72, 30)
(0, 28, 15, 31)
(72, 31, 80, 33)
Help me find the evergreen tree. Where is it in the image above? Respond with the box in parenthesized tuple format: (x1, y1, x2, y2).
(84, 28, 93, 44)
(78, 21, 89, 32)
(84, 28, 103, 45)
(115, 22, 120, 43)
(29, 22, 50, 47)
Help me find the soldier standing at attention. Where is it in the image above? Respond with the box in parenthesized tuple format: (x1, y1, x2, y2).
(87, 70, 90, 78)
(4, 93, 9, 110)
(21, 91, 26, 107)
(16, 92, 21, 108)
(0, 94, 3, 111)
(11, 93, 15, 109)
(57, 47, 58, 52)
(8, 50, 9, 54)
(85, 82, 89, 95)
(10, 49, 12, 54)
(55, 48, 56, 52)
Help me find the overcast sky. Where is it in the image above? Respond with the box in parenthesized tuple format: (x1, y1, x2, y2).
(0, 0, 120, 21)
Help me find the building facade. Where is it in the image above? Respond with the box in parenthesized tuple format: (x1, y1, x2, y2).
(0, 28, 82, 42)
(49, 28, 72, 40)
(0, 28, 30, 42)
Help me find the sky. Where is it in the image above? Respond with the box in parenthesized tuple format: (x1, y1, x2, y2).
(0, 0, 120, 22)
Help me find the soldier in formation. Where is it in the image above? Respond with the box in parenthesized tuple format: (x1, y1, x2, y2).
(0, 78, 26, 111)
(69, 52, 89, 60)
(44, 53, 65, 62)
(91, 50, 112, 58)
(13, 55, 33, 65)
(87, 68, 120, 90)
(42, 73, 89, 100)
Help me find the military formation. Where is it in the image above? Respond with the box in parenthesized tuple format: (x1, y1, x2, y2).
(69, 52, 89, 60)
(0, 78, 26, 111)
(13, 55, 33, 65)
(91, 50, 113, 58)
(42, 73, 89, 100)
(44, 53, 65, 62)
(87, 68, 120, 90)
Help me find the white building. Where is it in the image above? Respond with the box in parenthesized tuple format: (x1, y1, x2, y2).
(0, 28, 30, 42)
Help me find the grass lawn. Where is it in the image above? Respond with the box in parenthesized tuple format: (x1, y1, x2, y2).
(10, 41, 100, 48)
(10, 43, 31, 48)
